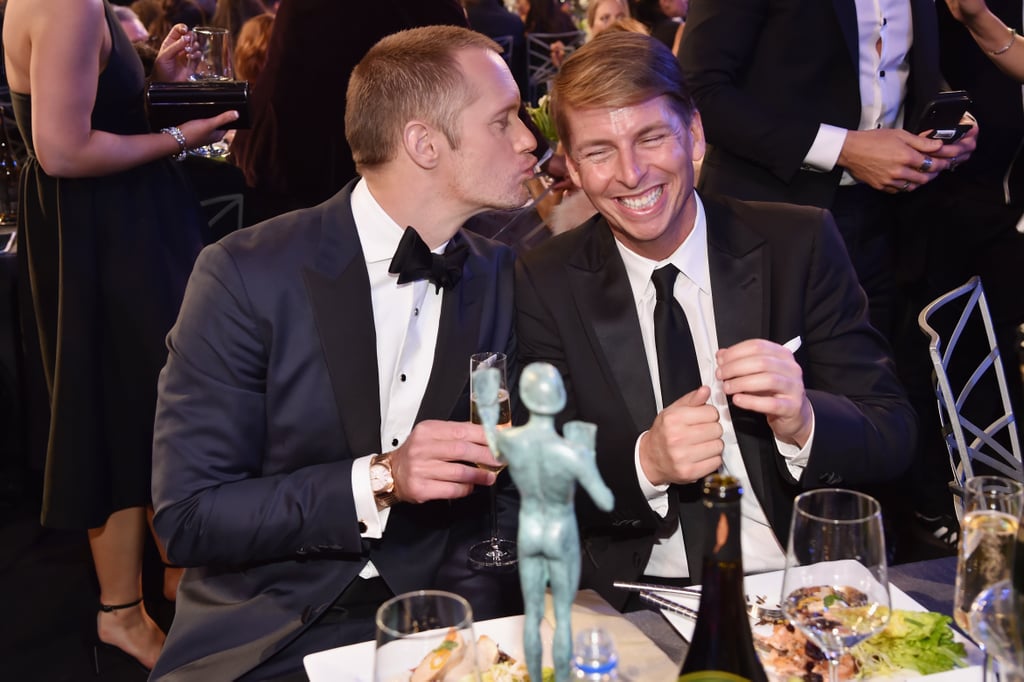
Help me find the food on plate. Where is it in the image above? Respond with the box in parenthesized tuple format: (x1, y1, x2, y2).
(411, 628, 467, 682)
(754, 609, 967, 681)
(409, 631, 554, 682)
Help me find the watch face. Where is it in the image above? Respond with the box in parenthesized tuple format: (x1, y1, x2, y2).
(370, 463, 394, 493)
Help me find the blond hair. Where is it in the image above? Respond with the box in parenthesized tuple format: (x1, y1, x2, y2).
(550, 31, 695, 152)
(345, 25, 501, 170)
(586, 0, 630, 33)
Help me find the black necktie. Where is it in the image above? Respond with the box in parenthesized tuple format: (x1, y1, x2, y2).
(388, 227, 469, 293)
(651, 264, 706, 581)
(652, 264, 701, 405)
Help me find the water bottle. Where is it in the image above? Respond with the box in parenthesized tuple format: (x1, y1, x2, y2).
(572, 627, 619, 680)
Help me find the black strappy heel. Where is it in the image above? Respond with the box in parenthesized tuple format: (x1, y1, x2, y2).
(93, 597, 151, 675)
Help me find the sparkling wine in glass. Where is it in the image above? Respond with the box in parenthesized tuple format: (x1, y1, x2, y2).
(954, 476, 1023, 633)
(188, 26, 234, 158)
(468, 352, 517, 569)
(374, 590, 480, 682)
(781, 489, 891, 682)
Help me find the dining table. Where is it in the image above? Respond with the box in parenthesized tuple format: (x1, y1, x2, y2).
(623, 555, 959, 666)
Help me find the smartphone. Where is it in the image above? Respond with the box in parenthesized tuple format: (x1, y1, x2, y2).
(915, 90, 973, 143)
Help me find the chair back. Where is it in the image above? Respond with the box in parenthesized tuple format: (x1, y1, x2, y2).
(200, 193, 245, 244)
(525, 30, 585, 105)
(492, 34, 515, 66)
(918, 276, 1023, 517)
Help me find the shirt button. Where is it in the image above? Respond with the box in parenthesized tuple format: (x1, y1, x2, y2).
(879, 70, 885, 77)
(400, 373, 407, 382)
(882, 17, 887, 26)
(358, 521, 368, 533)
(392, 438, 399, 447)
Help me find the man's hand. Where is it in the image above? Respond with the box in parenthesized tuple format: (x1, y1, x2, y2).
(717, 339, 813, 448)
(388, 421, 501, 504)
(925, 115, 978, 171)
(838, 128, 946, 193)
(638, 386, 724, 487)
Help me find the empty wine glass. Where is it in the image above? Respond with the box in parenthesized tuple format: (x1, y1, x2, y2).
(468, 352, 517, 569)
(374, 590, 480, 682)
(781, 489, 891, 682)
(970, 578, 1024, 682)
(188, 26, 233, 158)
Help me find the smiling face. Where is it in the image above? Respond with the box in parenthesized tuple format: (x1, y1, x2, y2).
(564, 95, 705, 260)
(443, 48, 538, 213)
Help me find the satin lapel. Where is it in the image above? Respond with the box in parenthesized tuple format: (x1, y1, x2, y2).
(704, 198, 771, 497)
(416, 232, 483, 422)
(303, 188, 383, 457)
(832, 0, 858, 71)
(567, 221, 658, 432)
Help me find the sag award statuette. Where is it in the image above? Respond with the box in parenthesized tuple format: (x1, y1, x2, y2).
(472, 362, 615, 682)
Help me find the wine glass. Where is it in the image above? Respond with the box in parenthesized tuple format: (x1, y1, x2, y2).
(188, 26, 234, 158)
(781, 489, 891, 682)
(970, 578, 1024, 682)
(374, 590, 480, 682)
(468, 352, 517, 569)
(953, 476, 1023, 633)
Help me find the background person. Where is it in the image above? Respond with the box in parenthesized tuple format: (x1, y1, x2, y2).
(2, 0, 237, 670)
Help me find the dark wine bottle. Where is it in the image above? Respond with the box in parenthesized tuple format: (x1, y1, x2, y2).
(677, 474, 768, 682)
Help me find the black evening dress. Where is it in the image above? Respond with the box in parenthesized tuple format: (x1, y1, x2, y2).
(11, 0, 205, 529)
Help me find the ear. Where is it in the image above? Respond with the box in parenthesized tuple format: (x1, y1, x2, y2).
(688, 110, 706, 165)
(402, 120, 440, 170)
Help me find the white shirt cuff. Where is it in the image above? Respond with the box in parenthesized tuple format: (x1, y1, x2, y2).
(635, 432, 671, 517)
(774, 409, 815, 480)
(802, 124, 847, 172)
(351, 454, 390, 538)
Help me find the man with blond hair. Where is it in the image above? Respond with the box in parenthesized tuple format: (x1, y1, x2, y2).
(151, 25, 537, 680)
(515, 32, 916, 609)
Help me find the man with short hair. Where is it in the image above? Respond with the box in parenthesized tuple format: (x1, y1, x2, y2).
(515, 32, 916, 609)
(150, 25, 537, 681)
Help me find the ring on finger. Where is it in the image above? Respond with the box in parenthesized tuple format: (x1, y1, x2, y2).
(949, 155, 960, 171)
(919, 156, 934, 173)
(899, 180, 911, 192)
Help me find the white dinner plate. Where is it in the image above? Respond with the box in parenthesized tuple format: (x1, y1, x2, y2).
(303, 614, 550, 682)
(660, 569, 984, 681)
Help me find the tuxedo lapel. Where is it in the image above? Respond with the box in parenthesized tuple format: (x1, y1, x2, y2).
(303, 187, 383, 457)
(704, 196, 772, 508)
(831, 0, 858, 71)
(567, 221, 658, 433)
(417, 231, 483, 422)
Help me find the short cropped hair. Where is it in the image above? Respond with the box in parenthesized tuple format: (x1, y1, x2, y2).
(345, 25, 501, 170)
(550, 31, 696, 152)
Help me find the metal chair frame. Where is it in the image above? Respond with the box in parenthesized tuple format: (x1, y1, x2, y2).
(918, 276, 1023, 517)
(525, 30, 585, 105)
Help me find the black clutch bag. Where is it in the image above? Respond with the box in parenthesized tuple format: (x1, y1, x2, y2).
(146, 81, 251, 130)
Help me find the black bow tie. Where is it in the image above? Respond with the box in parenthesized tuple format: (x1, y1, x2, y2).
(388, 227, 469, 293)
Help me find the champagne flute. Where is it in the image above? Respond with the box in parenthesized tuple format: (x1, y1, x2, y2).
(188, 26, 234, 158)
(970, 578, 1024, 682)
(467, 352, 517, 569)
(374, 590, 480, 682)
(953, 476, 1023, 633)
(781, 489, 891, 682)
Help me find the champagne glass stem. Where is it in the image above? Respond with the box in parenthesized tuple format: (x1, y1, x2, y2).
(827, 654, 841, 682)
(488, 485, 501, 550)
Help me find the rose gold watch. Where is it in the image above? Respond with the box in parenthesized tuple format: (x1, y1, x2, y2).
(369, 453, 398, 509)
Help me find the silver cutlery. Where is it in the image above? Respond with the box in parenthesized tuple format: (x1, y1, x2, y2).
(617, 581, 787, 624)
(612, 580, 702, 598)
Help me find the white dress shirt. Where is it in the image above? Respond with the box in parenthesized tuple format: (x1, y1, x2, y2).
(614, 195, 813, 578)
(803, 0, 913, 184)
(347, 178, 446, 578)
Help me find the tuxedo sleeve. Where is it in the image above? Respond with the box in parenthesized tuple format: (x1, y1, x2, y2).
(679, 0, 823, 183)
(152, 243, 364, 566)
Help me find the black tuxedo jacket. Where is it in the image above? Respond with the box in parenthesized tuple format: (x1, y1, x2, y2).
(150, 181, 516, 680)
(679, 0, 945, 208)
(515, 194, 915, 609)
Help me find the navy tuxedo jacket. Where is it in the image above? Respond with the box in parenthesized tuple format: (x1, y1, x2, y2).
(151, 181, 516, 679)
(515, 194, 916, 609)
(679, 0, 946, 209)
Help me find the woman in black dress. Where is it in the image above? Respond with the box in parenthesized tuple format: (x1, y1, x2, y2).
(2, 0, 238, 670)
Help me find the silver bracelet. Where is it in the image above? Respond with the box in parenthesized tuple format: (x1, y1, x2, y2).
(990, 25, 1016, 56)
(160, 126, 187, 161)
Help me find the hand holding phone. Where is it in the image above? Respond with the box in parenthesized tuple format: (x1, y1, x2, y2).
(915, 90, 973, 144)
